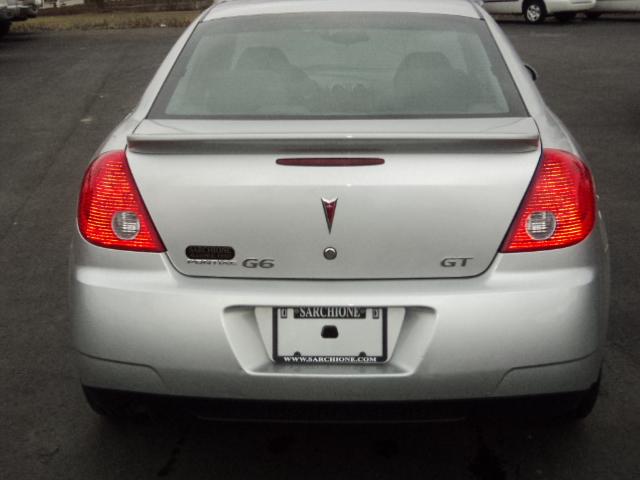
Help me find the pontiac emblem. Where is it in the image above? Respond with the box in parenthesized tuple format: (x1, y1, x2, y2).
(321, 198, 338, 233)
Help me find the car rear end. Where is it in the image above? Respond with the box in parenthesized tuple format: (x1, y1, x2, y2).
(70, 0, 608, 420)
(591, 0, 640, 13)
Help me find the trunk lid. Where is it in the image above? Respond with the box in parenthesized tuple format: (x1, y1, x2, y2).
(127, 118, 540, 279)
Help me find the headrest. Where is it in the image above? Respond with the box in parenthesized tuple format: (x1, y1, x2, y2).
(236, 47, 291, 71)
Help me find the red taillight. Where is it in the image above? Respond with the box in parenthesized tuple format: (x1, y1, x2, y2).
(78, 150, 165, 252)
(501, 149, 596, 253)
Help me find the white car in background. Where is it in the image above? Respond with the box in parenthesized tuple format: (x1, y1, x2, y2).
(587, 0, 640, 18)
(483, 0, 596, 23)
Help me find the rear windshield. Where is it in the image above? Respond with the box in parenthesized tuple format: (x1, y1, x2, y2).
(150, 13, 527, 119)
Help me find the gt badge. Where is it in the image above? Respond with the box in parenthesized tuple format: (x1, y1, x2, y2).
(441, 257, 473, 267)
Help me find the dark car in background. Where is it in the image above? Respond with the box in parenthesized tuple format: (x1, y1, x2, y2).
(0, 0, 41, 38)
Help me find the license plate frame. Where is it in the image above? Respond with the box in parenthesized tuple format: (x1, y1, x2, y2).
(272, 307, 388, 365)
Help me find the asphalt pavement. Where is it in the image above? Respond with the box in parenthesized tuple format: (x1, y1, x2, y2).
(1, 17, 639, 480)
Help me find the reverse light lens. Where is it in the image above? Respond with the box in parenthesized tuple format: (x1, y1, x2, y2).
(501, 149, 596, 253)
(112, 211, 141, 240)
(526, 211, 557, 240)
(78, 151, 165, 252)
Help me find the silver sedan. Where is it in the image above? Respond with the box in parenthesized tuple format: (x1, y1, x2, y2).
(71, 0, 609, 421)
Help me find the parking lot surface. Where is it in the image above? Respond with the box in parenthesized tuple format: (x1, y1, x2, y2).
(1, 18, 639, 480)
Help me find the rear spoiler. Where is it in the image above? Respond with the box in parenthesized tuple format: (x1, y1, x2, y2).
(127, 118, 541, 155)
(127, 133, 540, 155)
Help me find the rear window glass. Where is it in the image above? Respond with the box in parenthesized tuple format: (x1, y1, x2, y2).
(149, 13, 527, 119)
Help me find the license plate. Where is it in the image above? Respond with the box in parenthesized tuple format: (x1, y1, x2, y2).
(272, 307, 387, 364)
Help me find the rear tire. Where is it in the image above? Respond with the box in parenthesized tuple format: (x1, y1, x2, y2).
(0, 21, 10, 38)
(82, 386, 140, 420)
(555, 12, 577, 23)
(523, 0, 547, 24)
(565, 372, 601, 420)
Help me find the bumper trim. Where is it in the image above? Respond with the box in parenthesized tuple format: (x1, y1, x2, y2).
(82, 386, 596, 423)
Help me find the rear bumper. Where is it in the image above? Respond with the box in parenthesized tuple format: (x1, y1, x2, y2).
(15, 7, 37, 20)
(77, 351, 603, 405)
(71, 223, 609, 403)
